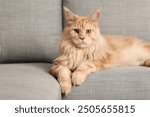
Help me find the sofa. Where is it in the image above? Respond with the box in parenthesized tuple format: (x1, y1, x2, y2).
(0, 0, 150, 100)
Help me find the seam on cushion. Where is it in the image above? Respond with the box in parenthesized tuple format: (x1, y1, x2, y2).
(0, 45, 1, 57)
(61, 0, 64, 30)
(0, 45, 2, 56)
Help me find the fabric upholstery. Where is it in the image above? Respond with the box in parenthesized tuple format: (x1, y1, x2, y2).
(63, 67, 150, 100)
(0, 63, 61, 99)
(63, 0, 150, 41)
(0, 0, 62, 63)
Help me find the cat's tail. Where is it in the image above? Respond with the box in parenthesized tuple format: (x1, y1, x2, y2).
(143, 43, 150, 67)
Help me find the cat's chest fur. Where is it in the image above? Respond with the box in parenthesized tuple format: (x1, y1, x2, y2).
(67, 47, 97, 71)
(67, 47, 99, 71)
(67, 48, 87, 70)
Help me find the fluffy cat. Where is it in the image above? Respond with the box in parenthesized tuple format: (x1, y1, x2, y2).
(49, 7, 150, 95)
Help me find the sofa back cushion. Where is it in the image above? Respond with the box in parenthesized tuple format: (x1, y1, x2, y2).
(0, 0, 62, 63)
(63, 0, 150, 41)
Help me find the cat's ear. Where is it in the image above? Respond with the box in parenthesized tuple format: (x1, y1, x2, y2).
(64, 7, 78, 24)
(90, 9, 101, 22)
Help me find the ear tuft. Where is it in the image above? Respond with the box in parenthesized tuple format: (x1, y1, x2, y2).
(90, 9, 101, 22)
(63, 7, 77, 25)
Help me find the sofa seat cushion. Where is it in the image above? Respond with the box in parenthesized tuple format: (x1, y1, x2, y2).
(63, 67, 150, 100)
(0, 63, 61, 99)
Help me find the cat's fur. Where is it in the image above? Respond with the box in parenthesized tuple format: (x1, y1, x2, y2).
(49, 7, 150, 95)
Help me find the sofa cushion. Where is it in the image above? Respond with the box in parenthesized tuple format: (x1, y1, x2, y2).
(0, 0, 62, 63)
(0, 63, 61, 99)
(63, 0, 150, 41)
(63, 67, 150, 100)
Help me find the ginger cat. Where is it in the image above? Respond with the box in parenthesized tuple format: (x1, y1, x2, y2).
(49, 7, 150, 95)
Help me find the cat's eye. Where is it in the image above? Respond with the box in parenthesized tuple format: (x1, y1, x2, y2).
(73, 29, 80, 33)
(86, 29, 91, 34)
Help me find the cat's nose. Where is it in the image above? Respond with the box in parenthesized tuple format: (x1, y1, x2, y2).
(79, 37, 85, 40)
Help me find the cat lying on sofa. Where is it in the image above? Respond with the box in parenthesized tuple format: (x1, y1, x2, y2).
(49, 7, 150, 95)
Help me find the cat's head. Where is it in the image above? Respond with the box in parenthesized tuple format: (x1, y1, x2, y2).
(64, 7, 101, 48)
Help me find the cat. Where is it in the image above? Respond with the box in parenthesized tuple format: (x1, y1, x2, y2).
(49, 7, 150, 95)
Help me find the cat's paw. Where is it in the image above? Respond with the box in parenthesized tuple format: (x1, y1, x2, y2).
(72, 71, 86, 86)
(59, 80, 72, 95)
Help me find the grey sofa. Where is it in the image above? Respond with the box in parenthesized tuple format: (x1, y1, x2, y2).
(0, 0, 150, 100)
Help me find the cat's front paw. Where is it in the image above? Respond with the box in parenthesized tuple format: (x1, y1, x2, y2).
(72, 71, 86, 86)
(59, 80, 72, 95)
